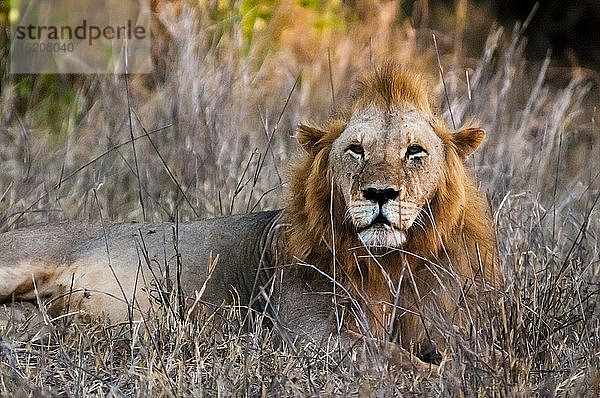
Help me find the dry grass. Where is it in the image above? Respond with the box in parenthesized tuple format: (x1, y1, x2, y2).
(1, 1, 599, 396)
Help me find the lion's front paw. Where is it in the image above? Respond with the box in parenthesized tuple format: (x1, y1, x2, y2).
(386, 343, 440, 377)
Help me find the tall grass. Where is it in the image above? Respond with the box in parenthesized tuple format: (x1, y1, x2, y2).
(1, 1, 599, 396)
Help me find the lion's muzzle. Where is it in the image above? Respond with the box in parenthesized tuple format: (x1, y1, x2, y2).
(348, 186, 412, 248)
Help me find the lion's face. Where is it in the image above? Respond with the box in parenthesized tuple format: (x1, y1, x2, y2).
(329, 105, 445, 248)
(293, 65, 486, 255)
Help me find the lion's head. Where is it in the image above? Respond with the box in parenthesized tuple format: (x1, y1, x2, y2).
(286, 62, 499, 347)
(329, 103, 447, 249)
(288, 64, 490, 265)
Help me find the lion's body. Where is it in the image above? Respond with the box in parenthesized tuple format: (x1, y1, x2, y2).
(0, 212, 282, 321)
(0, 64, 501, 371)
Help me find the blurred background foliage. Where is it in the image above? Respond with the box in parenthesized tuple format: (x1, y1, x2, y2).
(0, 0, 598, 225)
(2, 0, 599, 141)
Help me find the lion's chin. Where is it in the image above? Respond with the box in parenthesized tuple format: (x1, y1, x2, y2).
(357, 224, 406, 248)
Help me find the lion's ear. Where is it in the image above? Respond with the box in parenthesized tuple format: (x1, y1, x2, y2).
(297, 124, 326, 154)
(453, 127, 485, 160)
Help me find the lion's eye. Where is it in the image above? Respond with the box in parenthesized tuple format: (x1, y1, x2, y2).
(346, 144, 365, 157)
(406, 144, 427, 160)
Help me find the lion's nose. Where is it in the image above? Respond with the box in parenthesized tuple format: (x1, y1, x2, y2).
(362, 187, 399, 206)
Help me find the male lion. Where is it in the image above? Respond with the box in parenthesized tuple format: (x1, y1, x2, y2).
(0, 64, 500, 374)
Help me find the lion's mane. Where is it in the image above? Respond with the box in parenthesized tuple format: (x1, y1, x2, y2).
(286, 63, 500, 345)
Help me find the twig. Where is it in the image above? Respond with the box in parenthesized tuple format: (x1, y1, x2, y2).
(124, 73, 146, 221)
(327, 48, 335, 105)
(433, 33, 456, 130)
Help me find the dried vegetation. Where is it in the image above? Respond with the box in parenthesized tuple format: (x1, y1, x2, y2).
(1, 1, 599, 396)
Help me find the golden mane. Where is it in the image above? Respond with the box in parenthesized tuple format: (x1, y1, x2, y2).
(286, 63, 500, 343)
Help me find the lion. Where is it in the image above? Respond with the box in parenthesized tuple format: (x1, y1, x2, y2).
(0, 63, 501, 374)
